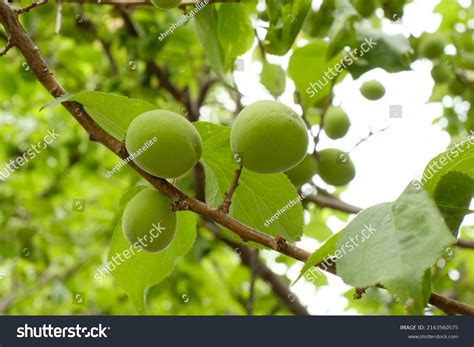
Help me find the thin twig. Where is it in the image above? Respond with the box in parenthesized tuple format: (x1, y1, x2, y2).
(313, 78, 337, 149)
(218, 165, 243, 214)
(207, 222, 309, 315)
(246, 249, 258, 315)
(16, 0, 48, 14)
(54, 0, 63, 34)
(0, 39, 12, 56)
(350, 125, 391, 152)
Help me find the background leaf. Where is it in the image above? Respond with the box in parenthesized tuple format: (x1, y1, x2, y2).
(264, 0, 312, 55)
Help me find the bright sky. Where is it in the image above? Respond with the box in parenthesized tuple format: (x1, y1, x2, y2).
(231, 0, 472, 314)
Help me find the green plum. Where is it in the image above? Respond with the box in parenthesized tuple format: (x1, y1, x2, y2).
(360, 80, 385, 101)
(122, 188, 177, 253)
(230, 100, 309, 173)
(317, 149, 355, 187)
(323, 107, 351, 140)
(125, 110, 202, 178)
(419, 34, 445, 59)
(285, 154, 318, 187)
(431, 64, 452, 83)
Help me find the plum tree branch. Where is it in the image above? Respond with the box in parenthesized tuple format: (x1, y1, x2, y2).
(0, 0, 472, 316)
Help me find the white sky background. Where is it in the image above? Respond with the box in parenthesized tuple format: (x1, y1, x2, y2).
(228, 0, 473, 314)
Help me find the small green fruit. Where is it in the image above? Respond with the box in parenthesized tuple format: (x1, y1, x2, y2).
(125, 110, 202, 178)
(448, 78, 464, 96)
(431, 64, 452, 83)
(230, 100, 309, 173)
(323, 107, 350, 139)
(122, 189, 177, 253)
(360, 80, 385, 101)
(151, 0, 181, 9)
(419, 35, 445, 59)
(352, 0, 376, 18)
(285, 155, 318, 187)
(317, 149, 355, 187)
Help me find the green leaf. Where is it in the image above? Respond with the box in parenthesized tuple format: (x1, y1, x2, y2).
(260, 62, 287, 97)
(293, 231, 342, 285)
(336, 184, 455, 314)
(433, 172, 474, 237)
(264, 0, 312, 56)
(194, 6, 231, 85)
(422, 137, 474, 193)
(217, 4, 255, 70)
(195, 121, 303, 243)
(327, 0, 358, 58)
(108, 187, 197, 313)
(42, 91, 156, 141)
(349, 25, 412, 78)
(288, 40, 346, 108)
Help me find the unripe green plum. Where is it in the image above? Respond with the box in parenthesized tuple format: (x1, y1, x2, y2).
(125, 110, 202, 178)
(360, 80, 385, 101)
(285, 154, 318, 187)
(151, 0, 181, 9)
(122, 189, 177, 252)
(448, 78, 464, 96)
(352, 0, 376, 18)
(323, 107, 350, 139)
(317, 149, 355, 187)
(230, 100, 309, 173)
(431, 64, 452, 83)
(419, 35, 445, 59)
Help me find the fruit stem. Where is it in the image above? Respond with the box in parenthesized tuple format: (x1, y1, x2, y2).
(218, 165, 243, 214)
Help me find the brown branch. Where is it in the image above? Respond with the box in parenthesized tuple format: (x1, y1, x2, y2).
(206, 222, 310, 315)
(457, 239, 474, 249)
(218, 165, 243, 214)
(16, 0, 48, 14)
(305, 192, 362, 215)
(429, 292, 474, 316)
(0, 0, 472, 316)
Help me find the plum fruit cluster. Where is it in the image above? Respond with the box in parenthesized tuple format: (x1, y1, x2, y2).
(122, 100, 357, 252)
